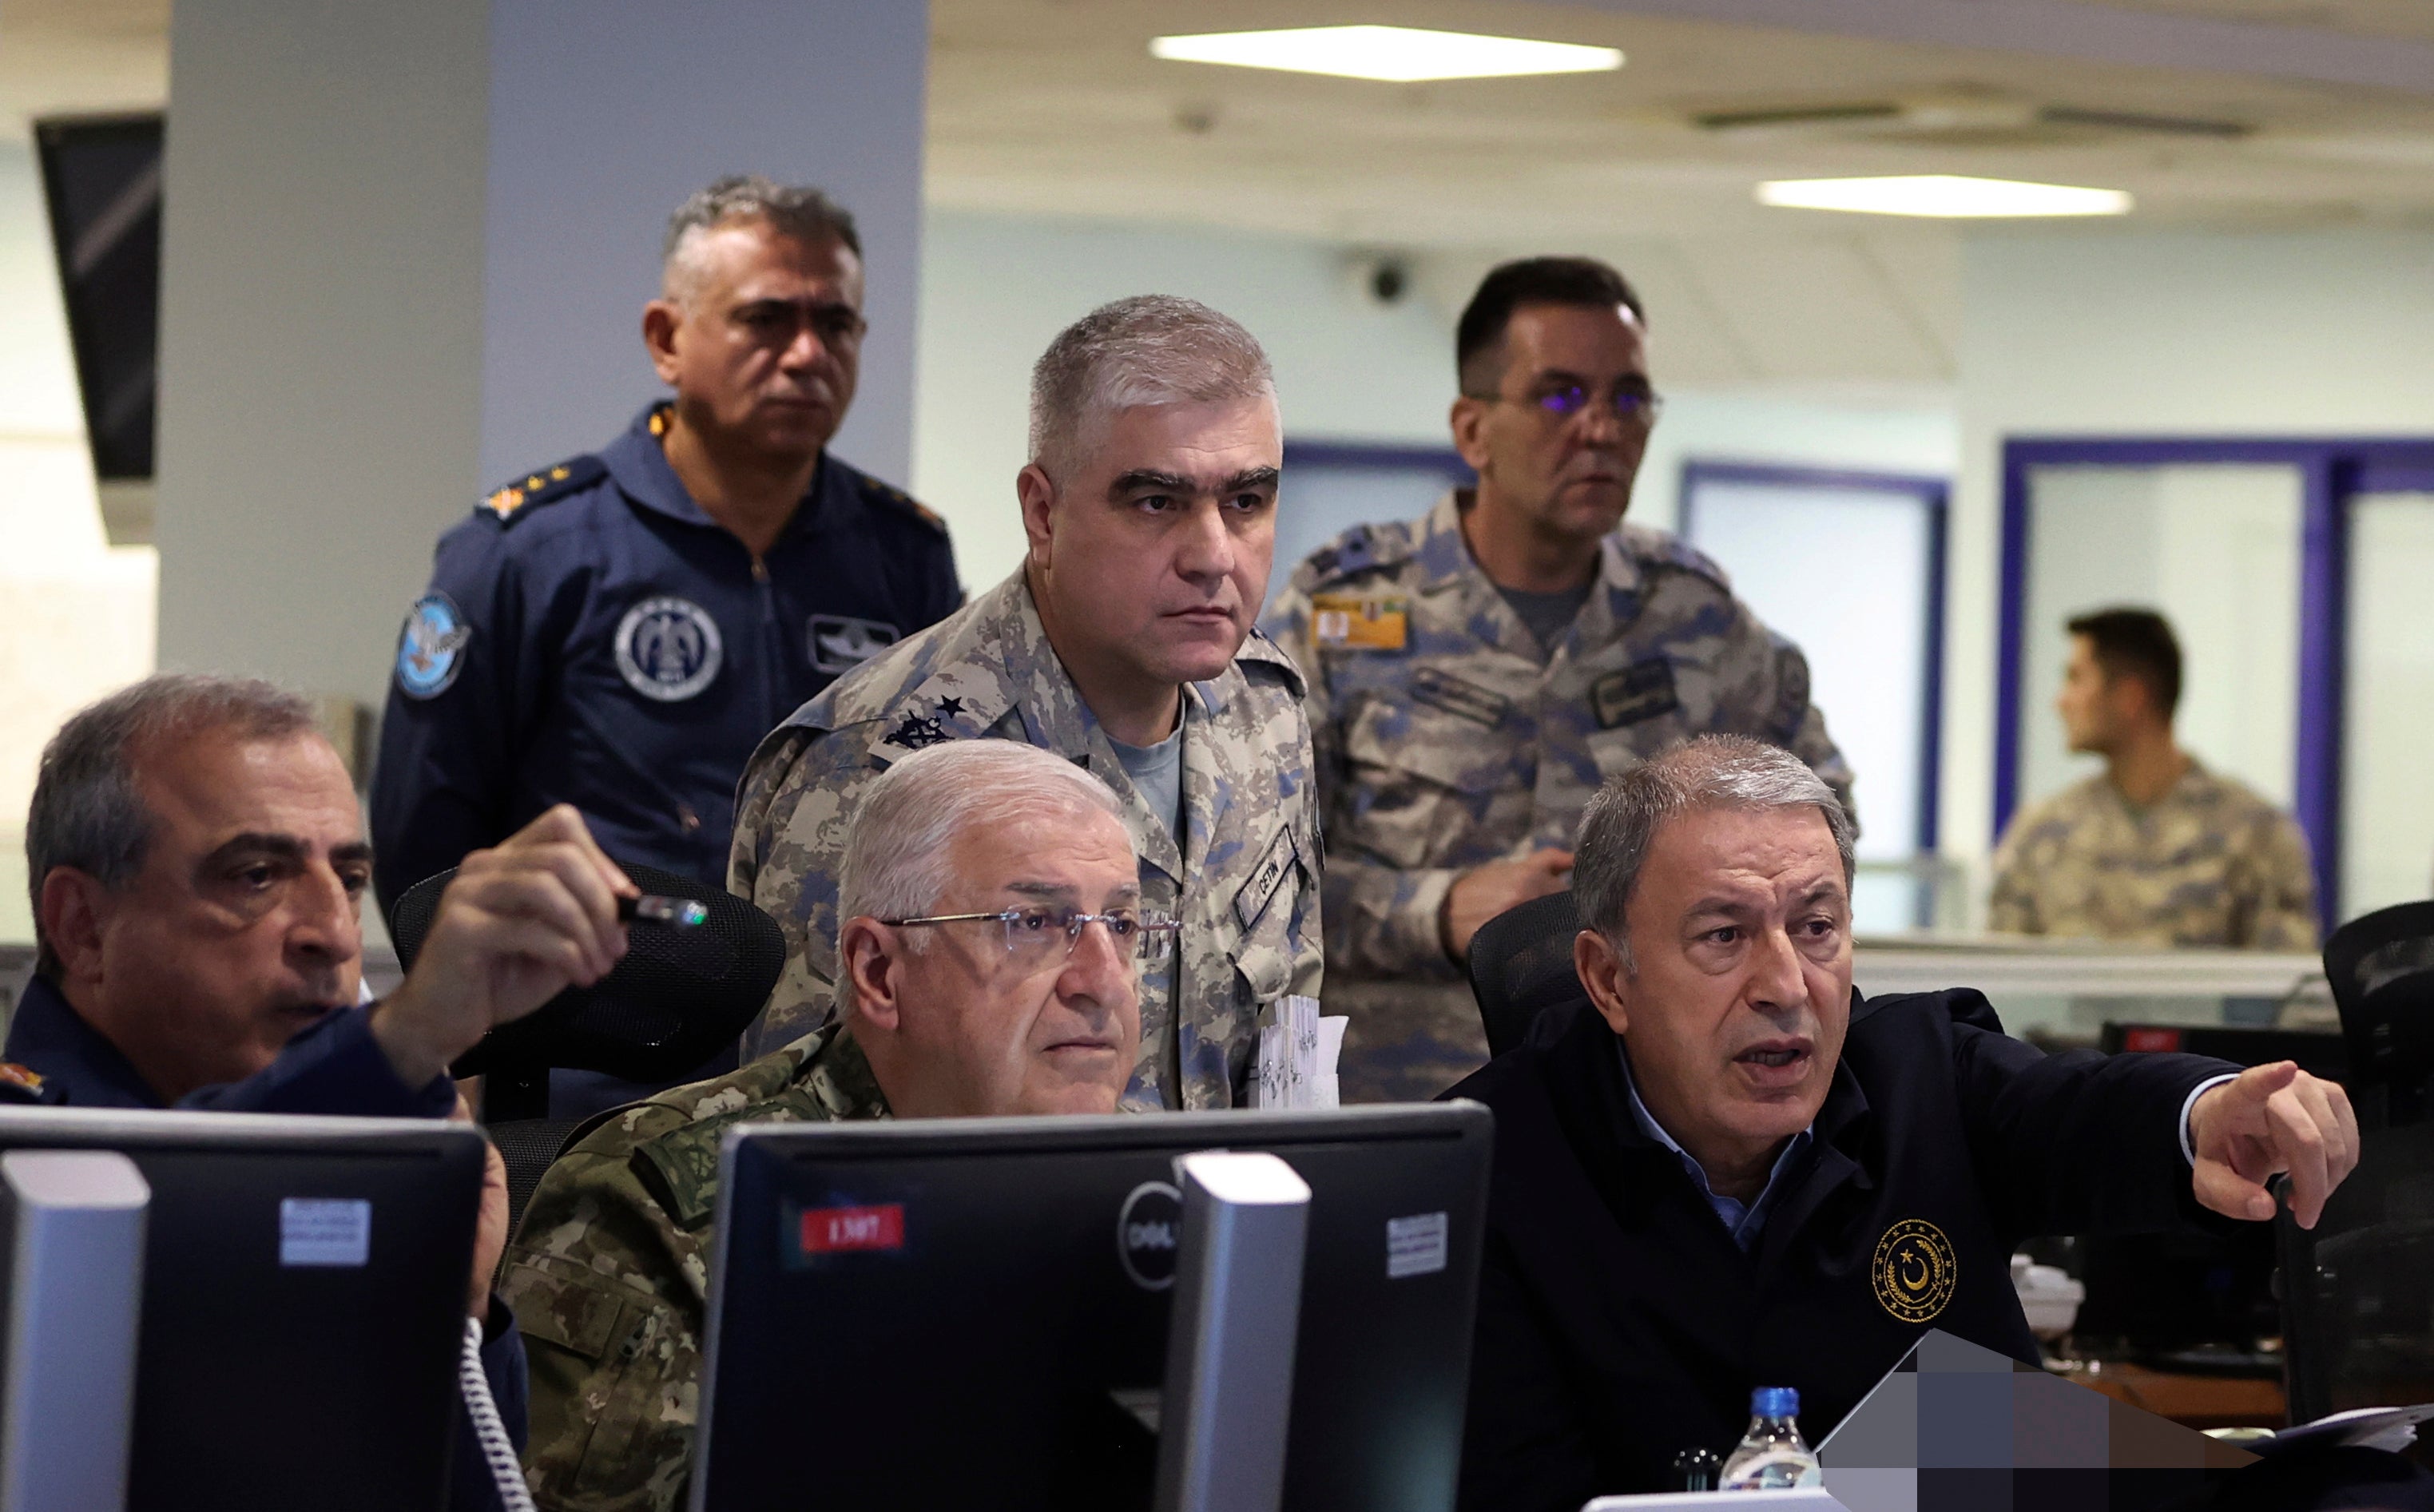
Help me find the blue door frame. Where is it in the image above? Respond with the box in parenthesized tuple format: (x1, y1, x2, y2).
(1681, 459, 1951, 855)
(1997, 436, 2434, 929)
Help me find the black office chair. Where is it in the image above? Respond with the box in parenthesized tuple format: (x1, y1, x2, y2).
(2275, 902, 2434, 1425)
(387, 862, 785, 1231)
(1464, 890, 1587, 1060)
(2321, 899, 2434, 1129)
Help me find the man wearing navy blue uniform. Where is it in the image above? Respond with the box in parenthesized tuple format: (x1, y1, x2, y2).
(372, 176, 959, 908)
(12, 674, 646, 1510)
(1452, 736, 2361, 1510)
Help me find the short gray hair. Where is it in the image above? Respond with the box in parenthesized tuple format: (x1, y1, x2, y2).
(1573, 736, 1855, 967)
(26, 673, 320, 975)
(662, 175, 860, 300)
(1026, 296, 1276, 481)
(838, 740, 1131, 948)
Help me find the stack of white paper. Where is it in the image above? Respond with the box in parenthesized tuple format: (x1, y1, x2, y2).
(1249, 995, 1346, 1109)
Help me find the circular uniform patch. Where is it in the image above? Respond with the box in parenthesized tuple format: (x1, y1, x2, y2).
(1872, 1218, 1959, 1323)
(394, 592, 471, 699)
(614, 596, 723, 702)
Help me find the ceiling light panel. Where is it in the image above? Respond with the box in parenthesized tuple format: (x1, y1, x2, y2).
(1149, 26, 1623, 84)
(1757, 175, 2134, 217)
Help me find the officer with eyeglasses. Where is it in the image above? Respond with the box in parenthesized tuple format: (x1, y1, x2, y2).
(1265, 257, 1855, 1103)
(506, 740, 1155, 1511)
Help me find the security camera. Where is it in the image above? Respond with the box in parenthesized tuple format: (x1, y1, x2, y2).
(1346, 254, 1413, 308)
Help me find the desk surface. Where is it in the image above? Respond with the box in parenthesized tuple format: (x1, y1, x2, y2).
(2056, 1360, 2287, 1432)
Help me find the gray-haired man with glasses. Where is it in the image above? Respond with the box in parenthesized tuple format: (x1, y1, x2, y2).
(1265, 256, 1854, 1103)
(505, 740, 1152, 1510)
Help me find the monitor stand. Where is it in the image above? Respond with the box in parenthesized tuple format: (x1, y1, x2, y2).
(1153, 1150, 1312, 1512)
(0, 1149, 150, 1512)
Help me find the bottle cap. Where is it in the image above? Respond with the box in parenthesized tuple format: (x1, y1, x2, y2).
(1752, 1385, 1800, 1418)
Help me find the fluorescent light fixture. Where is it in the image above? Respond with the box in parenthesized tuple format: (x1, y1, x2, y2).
(1757, 175, 2133, 218)
(1149, 25, 1623, 84)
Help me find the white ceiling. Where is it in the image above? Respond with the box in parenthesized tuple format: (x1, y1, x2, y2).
(13, 0, 2434, 385)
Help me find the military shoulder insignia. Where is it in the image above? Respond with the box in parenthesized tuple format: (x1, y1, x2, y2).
(0, 1062, 44, 1093)
(883, 712, 953, 752)
(1871, 1218, 1959, 1323)
(394, 592, 472, 700)
(478, 454, 605, 526)
(1309, 590, 1408, 652)
(867, 479, 951, 538)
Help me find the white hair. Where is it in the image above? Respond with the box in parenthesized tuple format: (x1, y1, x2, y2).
(837, 740, 1131, 948)
(1026, 295, 1275, 481)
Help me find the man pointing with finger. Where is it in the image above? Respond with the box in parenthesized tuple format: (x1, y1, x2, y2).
(1454, 737, 2354, 1510)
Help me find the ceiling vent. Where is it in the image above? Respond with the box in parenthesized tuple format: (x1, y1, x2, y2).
(1690, 94, 2250, 149)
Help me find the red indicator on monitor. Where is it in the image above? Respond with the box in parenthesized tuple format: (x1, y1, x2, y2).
(2122, 1028, 2182, 1053)
(800, 1203, 904, 1255)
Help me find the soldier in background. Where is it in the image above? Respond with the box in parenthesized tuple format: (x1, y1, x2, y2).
(1265, 256, 1853, 1103)
(730, 296, 1320, 1109)
(507, 741, 1150, 1510)
(1991, 607, 2317, 949)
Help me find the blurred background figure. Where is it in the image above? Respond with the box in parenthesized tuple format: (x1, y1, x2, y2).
(1991, 607, 2316, 949)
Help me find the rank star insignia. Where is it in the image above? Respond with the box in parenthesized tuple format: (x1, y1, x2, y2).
(935, 696, 965, 718)
(886, 714, 951, 752)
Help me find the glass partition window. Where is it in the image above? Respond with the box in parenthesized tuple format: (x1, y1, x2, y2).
(2015, 463, 2303, 816)
(2342, 491, 2434, 916)
(1682, 464, 1945, 933)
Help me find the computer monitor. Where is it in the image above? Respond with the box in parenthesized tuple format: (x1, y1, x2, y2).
(0, 1106, 485, 1512)
(692, 1103, 1494, 1512)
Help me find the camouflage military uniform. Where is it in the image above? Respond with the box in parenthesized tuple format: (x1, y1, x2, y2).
(1262, 490, 1855, 1101)
(729, 569, 1323, 1110)
(501, 1022, 888, 1512)
(1988, 759, 2317, 949)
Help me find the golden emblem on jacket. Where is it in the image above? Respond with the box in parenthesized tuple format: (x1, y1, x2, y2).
(1871, 1218, 1957, 1323)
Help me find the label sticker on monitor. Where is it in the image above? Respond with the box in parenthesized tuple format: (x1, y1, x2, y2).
(800, 1202, 905, 1256)
(1387, 1211, 1448, 1280)
(280, 1197, 371, 1267)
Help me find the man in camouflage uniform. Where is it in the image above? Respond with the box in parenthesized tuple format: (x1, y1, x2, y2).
(506, 741, 1149, 1510)
(1991, 607, 2316, 948)
(1265, 257, 1852, 1101)
(731, 296, 1321, 1110)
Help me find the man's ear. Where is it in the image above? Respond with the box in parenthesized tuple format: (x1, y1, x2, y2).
(1015, 463, 1057, 571)
(1574, 927, 1631, 1037)
(838, 917, 903, 1038)
(1448, 395, 1493, 476)
(641, 300, 683, 386)
(38, 867, 110, 988)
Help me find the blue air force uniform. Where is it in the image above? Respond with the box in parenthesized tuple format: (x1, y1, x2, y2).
(371, 403, 962, 907)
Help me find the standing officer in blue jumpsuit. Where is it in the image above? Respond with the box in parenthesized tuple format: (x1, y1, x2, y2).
(371, 176, 961, 915)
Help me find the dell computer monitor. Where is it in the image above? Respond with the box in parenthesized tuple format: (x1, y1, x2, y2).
(0, 1106, 485, 1512)
(692, 1103, 1495, 1512)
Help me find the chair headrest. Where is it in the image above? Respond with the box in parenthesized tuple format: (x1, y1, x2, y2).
(2322, 901, 2434, 1104)
(385, 863, 785, 1082)
(1466, 890, 1587, 1060)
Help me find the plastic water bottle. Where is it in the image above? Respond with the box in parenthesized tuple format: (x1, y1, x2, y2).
(1719, 1386, 1819, 1490)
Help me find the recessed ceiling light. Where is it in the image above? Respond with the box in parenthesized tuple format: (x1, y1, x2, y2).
(1757, 175, 2133, 218)
(1148, 25, 1623, 84)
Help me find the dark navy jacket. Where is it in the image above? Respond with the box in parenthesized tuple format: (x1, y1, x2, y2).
(371, 403, 962, 907)
(0, 974, 527, 1510)
(1449, 988, 2241, 1511)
